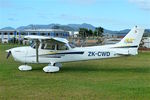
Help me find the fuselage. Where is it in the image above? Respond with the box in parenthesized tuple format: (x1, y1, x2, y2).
(9, 44, 133, 64)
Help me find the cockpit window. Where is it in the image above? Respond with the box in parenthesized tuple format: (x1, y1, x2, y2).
(57, 44, 68, 50)
(41, 43, 45, 49)
(44, 43, 55, 50)
(41, 42, 68, 50)
(30, 40, 70, 50)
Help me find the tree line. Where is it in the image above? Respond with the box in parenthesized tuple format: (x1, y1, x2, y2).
(79, 27, 104, 38)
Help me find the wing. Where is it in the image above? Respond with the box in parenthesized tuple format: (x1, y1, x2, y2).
(24, 35, 69, 44)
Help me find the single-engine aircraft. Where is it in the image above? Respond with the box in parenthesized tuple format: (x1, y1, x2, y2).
(6, 26, 144, 73)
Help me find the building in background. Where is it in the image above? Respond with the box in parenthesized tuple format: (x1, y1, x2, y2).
(0, 29, 70, 43)
(142, 37, 150, 48)
(68, 31, 79, 38)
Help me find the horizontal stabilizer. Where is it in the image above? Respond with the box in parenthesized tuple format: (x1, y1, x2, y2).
(115, 48, 138, 56)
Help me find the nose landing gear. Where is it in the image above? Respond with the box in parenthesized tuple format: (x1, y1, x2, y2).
(18, 65, 32, 71)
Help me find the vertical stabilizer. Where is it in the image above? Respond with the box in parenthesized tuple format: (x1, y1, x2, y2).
(115, 26, 144, 47)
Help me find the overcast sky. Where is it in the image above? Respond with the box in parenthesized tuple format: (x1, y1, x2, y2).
(0, 0, 150, 30)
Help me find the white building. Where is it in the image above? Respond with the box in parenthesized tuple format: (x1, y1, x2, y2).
(0, 29, 70, 43)
(142, 37, 150, 48)
(68, 31, 79, 37)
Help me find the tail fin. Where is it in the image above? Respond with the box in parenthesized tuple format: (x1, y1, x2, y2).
(115, 26, 145, 47)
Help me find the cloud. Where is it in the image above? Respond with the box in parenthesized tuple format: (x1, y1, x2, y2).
(129, 0, 150, 11)
(8, 18, 17, 21)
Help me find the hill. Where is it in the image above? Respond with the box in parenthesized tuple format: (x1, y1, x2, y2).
(1, 23, 150, 36)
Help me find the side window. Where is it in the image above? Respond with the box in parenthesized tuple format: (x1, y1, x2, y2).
(57, 44, 68, 50)
(41, 43, 45, 49)
(41, 42, 68, 50)
(44, 43, 55, 50)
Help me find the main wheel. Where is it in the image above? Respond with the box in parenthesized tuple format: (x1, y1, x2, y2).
(43, 65, 59, 73)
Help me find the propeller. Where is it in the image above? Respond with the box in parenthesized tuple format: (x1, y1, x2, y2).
(7, 51, 11, 59)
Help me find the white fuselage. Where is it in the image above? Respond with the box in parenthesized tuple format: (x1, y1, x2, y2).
(10, 44, 135, 64)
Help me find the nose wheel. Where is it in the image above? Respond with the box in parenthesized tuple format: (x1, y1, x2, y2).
(18, 65, 32, 71)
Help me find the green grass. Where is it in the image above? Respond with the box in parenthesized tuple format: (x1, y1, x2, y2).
(0, 44, 150, 100)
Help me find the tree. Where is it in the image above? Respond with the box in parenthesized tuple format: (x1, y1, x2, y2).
(79, 28, 88, 39)
(95, 27, 104, 37)
(93, 30, 97, 37)
(88, 29, 93, 37)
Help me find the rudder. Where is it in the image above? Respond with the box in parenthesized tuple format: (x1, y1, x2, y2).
(115, 26, 145, 47)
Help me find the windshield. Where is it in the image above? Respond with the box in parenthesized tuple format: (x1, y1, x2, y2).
(30, 40, 36, 49)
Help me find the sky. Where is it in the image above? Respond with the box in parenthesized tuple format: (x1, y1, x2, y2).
(0, 0, 150, 30)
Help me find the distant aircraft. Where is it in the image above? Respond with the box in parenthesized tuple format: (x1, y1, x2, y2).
(6, 26, 144, 73)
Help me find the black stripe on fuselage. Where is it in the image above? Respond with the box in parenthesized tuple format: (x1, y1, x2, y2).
(56, 51, 84, 55)
(28, 52, 84, 58)
(39, 55, 62, 58)
(43, 51, 84, 56)
(113, 45, 138, 48)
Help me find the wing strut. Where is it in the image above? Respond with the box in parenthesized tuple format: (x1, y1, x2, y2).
(35, 40, 39, 63)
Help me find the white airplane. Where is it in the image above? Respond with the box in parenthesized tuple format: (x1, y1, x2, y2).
(6, 26, 144, 73)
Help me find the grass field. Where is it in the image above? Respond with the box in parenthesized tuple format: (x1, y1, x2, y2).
(0, 44, 150, 100)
